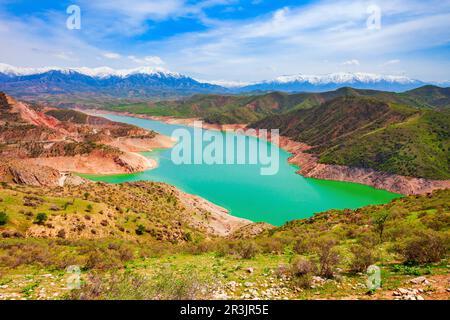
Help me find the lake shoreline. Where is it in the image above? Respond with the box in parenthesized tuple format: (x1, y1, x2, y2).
(80, 111, 407, 226)
(84, 109, 450, 195)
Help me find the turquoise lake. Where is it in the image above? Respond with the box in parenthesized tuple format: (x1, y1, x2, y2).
(82, 114, 402, 226)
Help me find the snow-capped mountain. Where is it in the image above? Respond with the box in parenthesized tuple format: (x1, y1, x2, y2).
(0, 63, 183, 79)
(237, 72, 425, 93)
(0, 63, 225, 99)
(0, 64, 434, 100)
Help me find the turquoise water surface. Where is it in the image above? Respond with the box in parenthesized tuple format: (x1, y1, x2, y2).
(82, 114, 401, 226)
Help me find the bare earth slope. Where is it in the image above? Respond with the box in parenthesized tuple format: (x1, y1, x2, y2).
(0, 93, 174, 186)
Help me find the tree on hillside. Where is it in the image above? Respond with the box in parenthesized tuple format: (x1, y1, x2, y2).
(371, 209, 390, 243)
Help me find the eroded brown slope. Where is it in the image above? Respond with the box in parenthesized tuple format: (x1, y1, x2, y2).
(0, 93, 174, 185)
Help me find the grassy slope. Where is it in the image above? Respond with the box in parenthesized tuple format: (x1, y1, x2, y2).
(107, 92, 314, 124)
(0, 183, 448, 300)
(103, 85, 450, 125)
(0, 182, 211, 244)
(402, 86, 450, 109)
(320, 109, 450, 179)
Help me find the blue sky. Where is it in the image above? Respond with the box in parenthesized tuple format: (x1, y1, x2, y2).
(0, 0, 449, 82)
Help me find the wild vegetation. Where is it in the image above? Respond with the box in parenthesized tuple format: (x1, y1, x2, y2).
(252, 96, 450, 180)
(103, 85, 450, 125)
(0, 181, 448, 300)
(96, 86, 450, 180)
(0, 88, 449, 300)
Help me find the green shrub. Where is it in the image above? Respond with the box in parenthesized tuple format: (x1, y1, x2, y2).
(349, 245, 376, 273)
(371, 209, 390, 242)
(34, 212, 48, 225)
(392, 264, 422, 276)
(290, 256, 317, 289)
(135, 224, 146, 235)
(420, 211, 450, 231)
(258, 238, 284, 254)
(400, 231, 448, 264)
(84, 249, 122, 270)
(314, 238, 340, 278)
(236, 241, 258, 259)
(0, 211, 8, 226)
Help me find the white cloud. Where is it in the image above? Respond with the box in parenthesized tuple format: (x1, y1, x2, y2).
(149, 0, 450, 81)
(83, 0, 186, 20)
(102, 52, 121, 59)
(0, 0, 449, 82)
(53, 51, 78, 62)
(382, 59, 401, 66)
(342, 59, 360, 66)
(128, 55, 165, 65)
(78, 0, 236, 36)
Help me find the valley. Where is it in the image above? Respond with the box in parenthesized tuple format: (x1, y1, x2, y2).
(1, 0, 449, 306)
(0, 92, 174, 186)
(0, 182, 448, 300)
(0, 86, 448, 301)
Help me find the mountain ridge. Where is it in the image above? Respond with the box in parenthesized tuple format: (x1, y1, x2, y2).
(236, 72, 426, 93)
(0, 63, 443, 101)
(101, 85, 450, 125)
(251, 96, 450, 180)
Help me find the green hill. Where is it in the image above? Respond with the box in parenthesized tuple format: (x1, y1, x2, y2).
(0, 182, 448, 300)
(104, 85, 449, 125)
(402, 86, 450, 109)
(108, 92, 315, 124)
(251, 96, 450, 180)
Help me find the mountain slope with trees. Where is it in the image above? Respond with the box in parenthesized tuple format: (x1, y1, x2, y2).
(251, 96, 450, 180)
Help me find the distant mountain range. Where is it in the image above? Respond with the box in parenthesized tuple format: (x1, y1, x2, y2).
(236, 73, 427, 93)
(0, 63, 447, 101)
(0, 63, 224, 100)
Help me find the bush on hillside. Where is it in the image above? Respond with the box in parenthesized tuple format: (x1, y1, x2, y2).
(34, 212, 48, 225)
(399, 231, 448, 264)
(0, 211, 8, 226)
(290, 257, 317, 289)
(293, 238, 313, 255)
(349, 245, 376, 273)
(135, 224, 146, 235)
(236, 241, 259, 259)
(314, 237, 340, 278)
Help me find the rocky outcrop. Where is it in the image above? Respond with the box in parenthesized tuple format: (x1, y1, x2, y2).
(175, 187, 252, 237)
(0, 93, 174, 177)
(22, 150, 154, 176)
(0, 161, 90, 187)
(1, 161, 61, 186)
(229, 222, 275, 239)
(297, 161, 450, 195)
